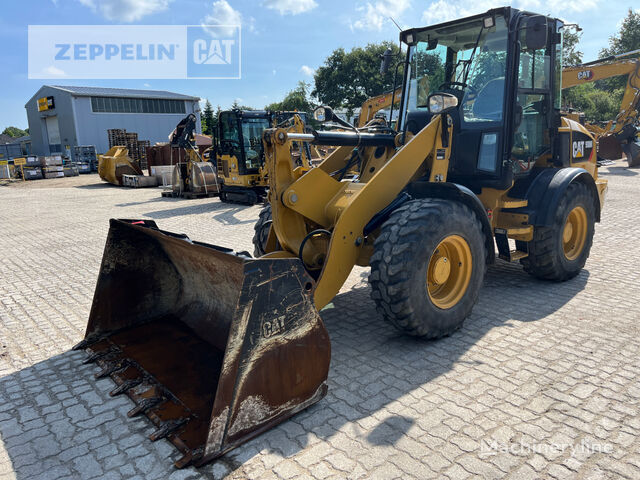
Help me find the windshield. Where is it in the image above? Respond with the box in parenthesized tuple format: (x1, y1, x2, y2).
(407, 15, 509, 123)
(241, 117, 270, 170)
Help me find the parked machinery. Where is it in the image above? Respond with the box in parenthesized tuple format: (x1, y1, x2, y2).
(562, 50, 640, 166)
(168, 114, 219, 198)
(75, 7, 607, 468)
(97, 146, 143, 186)
(214, 110, 313, 204)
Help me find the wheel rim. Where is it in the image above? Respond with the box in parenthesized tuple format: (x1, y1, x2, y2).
(426, 235, 472, 310)
(563, 206, 587, 261)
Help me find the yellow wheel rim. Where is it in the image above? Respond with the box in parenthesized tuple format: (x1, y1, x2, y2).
(426, 235, 473, 310)
(563, 206, 588, 261)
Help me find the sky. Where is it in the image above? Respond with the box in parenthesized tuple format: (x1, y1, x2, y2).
(0, 0, 636, 130)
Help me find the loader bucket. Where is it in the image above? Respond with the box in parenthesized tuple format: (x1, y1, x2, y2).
(75, 219, 330, 468)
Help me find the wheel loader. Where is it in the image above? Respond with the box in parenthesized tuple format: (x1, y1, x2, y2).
(74, 7, 607, 468)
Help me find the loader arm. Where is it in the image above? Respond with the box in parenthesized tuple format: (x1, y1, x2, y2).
(263, 114, 453, 309)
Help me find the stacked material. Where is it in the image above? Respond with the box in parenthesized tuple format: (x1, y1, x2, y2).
(63, 164, 80, 176)
(12, 157, 43, 180)
(107, 129, 149, 169)
(74, 145, 97, 173)
(41, 155, 64, 179)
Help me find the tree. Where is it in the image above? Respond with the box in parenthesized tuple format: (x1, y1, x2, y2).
(563, 28, 583, 67)
(266, 81, 314, 112)
(231, 100, 254, 111)
(600, 9, 640, 57)
(2, 126, 27, 138)
(312, 41, 402, 115)
(201, 100, 214, 135)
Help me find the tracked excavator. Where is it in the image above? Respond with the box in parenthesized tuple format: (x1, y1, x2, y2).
(215, 110, 313, 204)
(74, 7, 607, 468)
(562, 50, 640, 166)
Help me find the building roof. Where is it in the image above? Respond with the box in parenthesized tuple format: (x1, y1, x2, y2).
(0, 134, 13, 144)
(48, 85, 200, 101)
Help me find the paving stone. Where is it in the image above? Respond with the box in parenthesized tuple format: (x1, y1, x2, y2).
(0, 168, 639, 479)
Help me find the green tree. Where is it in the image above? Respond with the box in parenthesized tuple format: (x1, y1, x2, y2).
(312, 41, 402, 115)
(201, 99, 214, 135)
(2, 126, 27, 138)
(563, 28, 583, 67)
(600, 9, 640, 57)
(231, 100, 254, 111)
(266, 81, 314, 112)
(563, 83, 624, 122)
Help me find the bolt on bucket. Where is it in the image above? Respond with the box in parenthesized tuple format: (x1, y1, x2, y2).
(75, 219, 330, 468)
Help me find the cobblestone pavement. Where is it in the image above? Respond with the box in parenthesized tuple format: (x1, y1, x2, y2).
(1, 166, 639, 480)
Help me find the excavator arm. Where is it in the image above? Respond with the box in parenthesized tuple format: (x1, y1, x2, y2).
(562, 55, 640, 132)
(357, 86, 403, 128)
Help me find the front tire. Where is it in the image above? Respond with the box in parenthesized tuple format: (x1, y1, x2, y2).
(369, 199, 486, 338)
(252, 204, 272, 257)
(521, 182, 596, 281)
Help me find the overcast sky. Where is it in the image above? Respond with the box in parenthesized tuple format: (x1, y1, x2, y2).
(0, 0, 636, 130)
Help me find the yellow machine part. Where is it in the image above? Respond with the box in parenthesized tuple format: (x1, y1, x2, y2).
(98, 146, 143, 186)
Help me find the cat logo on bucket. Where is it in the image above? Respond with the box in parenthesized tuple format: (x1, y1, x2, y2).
(572, 140, 593, 159)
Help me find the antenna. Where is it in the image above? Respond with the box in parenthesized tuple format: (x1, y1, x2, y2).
(389, 17, 402, 31)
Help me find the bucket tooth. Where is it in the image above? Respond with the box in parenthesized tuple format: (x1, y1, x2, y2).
(174, 447, 204, 469)
(149, 418, 188, 441)
(83, 349, 112, 365)
(95, 359, 129, 379)
(110, 378, 143, 396)
(72, 335, 102, 351)
(128, 397, 163, 418)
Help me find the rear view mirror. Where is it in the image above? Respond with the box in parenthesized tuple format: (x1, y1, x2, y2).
(524, 16, 548, 50)
(313, 106, 334, 123)
(428, 93, 458, 114)
(380, 48, 393, 74)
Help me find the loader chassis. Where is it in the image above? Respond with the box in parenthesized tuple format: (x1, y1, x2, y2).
(76, 7, 606, 469)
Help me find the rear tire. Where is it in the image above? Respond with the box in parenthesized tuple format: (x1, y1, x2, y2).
(369, 199, 486, 338)
(521, 182, 596, 281)
(252, 204, 272, 257)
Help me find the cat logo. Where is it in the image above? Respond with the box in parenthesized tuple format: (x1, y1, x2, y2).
(572, 140, 593, 159)
(577, 70, 593, 81)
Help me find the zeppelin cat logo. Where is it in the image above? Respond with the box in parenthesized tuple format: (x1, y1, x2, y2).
(573, 140, 593, 158)
(577, 70, 593, 81)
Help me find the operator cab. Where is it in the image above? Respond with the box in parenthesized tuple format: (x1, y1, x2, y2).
(217, 110, 272, 174)
(399, 7, 563, 191)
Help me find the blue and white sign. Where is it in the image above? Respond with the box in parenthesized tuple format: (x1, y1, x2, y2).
(28, 25, 241, 79)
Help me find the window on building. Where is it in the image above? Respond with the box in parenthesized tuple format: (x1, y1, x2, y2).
(91, 96, 186, 114)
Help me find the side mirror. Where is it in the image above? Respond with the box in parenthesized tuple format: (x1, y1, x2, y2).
(427, 93, 458, 114)
(380, 48, 393, 74)
(313, 106, 334, 123)
(524, 16, 548, 50)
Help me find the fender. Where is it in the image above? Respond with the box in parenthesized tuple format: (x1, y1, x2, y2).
(516, 168, 601, 226)
(407, 181, 495, 264)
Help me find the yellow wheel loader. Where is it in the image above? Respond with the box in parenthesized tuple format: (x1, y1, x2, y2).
(75, 7, 607, 468)
(562, 50, 640, 167)
(215, 110, 313, 204)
